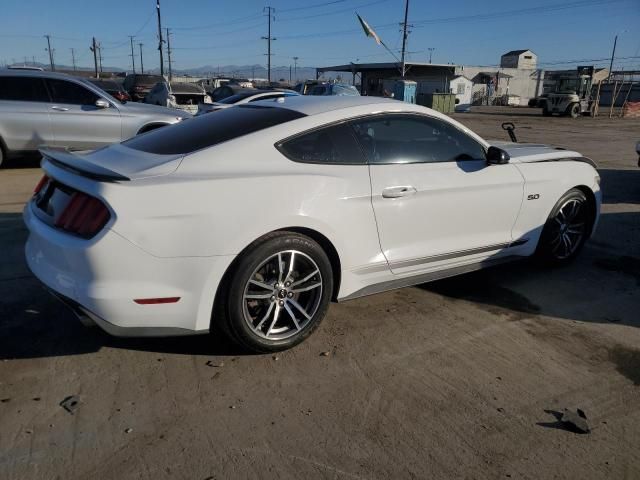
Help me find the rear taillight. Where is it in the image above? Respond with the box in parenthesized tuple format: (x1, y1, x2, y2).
(33, 175, 49, 194)
(54, 192, 110, 239)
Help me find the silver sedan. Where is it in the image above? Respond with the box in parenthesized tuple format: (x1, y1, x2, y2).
(0, 70, 191, 166)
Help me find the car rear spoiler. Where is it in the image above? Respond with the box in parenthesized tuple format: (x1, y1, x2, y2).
(40, 148, 130, 182)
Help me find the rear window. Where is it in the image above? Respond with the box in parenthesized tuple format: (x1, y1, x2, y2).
(124, 105, 306, 155)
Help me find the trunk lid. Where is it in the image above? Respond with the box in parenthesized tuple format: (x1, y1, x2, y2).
(40, 145, 184, 181)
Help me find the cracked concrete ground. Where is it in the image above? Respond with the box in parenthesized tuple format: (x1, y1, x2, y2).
(0, 106, 639, 479)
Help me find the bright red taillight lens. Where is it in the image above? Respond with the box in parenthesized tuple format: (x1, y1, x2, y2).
(33, 175, 49, 194)
(54, 192, 110, 238)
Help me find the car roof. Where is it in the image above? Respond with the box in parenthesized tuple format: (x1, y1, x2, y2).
(257, 95, 398, 116)
(0, 69, 88, 80)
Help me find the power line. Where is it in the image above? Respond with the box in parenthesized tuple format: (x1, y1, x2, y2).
(277, 0, 391, 22)
(279, 0, 346, 13)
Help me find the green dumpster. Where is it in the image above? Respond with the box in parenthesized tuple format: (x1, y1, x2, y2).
(419, 93, 456, 114)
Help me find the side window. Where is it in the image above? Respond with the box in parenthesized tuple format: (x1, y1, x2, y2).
(47, 79, 99, 105)
(350, 115, 485, 164)
(0, 76, 49, 102)
(277, 123, 366, 165)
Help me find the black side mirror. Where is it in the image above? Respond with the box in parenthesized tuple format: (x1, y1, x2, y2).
(486, 146, 510, 165)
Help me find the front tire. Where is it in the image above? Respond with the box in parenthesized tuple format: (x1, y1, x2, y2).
(536, 188, 592, 265)
(569, 103, 580, 118)
(218, 232, 333, 352)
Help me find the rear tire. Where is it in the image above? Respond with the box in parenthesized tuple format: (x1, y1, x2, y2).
(535, 188, 592, 266)
(542, 106, 552, 117)
(0, 144, 4, 168)
(216, 232, 333, 353)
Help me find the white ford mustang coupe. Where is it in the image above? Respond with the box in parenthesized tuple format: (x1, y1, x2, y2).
(24, 96, 601, 352)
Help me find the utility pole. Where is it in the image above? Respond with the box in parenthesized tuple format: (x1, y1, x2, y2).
(428, 47, 435, 64)
(90, 37, 98, 77)
(399, 0, 410, 77)
(166, 28, 173, 80)
(98, 42, 103, 73)
(262, 6, 276, 83)
(293, 56, 299, 82)
(607, 34, 618, 82)
(156, 0, 165, 76)
(289, 64, 292, 83)
(44, 34, 55, 71)
(129, 36, 136, 74)
(70, 48, 76, 71)
(139, 43, 144, 74)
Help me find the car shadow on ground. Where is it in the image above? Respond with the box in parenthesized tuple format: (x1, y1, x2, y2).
(599, 168, 640, 204)
(1, 154, 42, 169)
(1, 207, 638, 360)
(421, 210, 639, 330)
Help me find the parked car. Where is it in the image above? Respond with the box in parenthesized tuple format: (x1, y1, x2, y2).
(636, 140, 640, 167)
(228, 78, 254, 88)
(293, 81, 321, 95)
(198, 77, 231, 93)
(88, 79, 131, 103)
(209, 84, 253, 102)
(24, 96, 601, 353)
(196, 89, 299, 115)
(145, 81, 212, 114)
(0, 70, 190, 166)
(308, 83, 360, 96)
(123, 74, 165, 102)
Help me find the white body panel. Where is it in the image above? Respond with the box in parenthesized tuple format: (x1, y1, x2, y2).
(23, 96, 601, 336)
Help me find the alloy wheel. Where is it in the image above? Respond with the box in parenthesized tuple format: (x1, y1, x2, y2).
(549, 198, 587, 260)
(242, 250, 323, 340)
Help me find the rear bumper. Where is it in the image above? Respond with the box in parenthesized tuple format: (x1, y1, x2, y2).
(24, 202, 235, 336)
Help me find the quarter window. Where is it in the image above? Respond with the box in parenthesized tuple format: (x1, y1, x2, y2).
(350, 115, 485, 164)
(47, 79, 99, 105)
(0, 76, 49, 102)
(277, 124, 366, 165)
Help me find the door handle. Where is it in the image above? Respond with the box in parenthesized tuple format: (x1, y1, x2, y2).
(51, 106, 69, 111)
(382, 186, 417, 198)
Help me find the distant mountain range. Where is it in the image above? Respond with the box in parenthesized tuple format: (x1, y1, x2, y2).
(7, 62, 335, 82)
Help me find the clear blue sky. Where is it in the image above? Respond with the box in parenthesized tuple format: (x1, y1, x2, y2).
(1, 0, 639, 72)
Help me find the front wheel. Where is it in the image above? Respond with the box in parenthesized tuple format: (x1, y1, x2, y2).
(536, 188, 592, 265)
(218, 232, 333, 352)
(569, 103, 580, 118)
